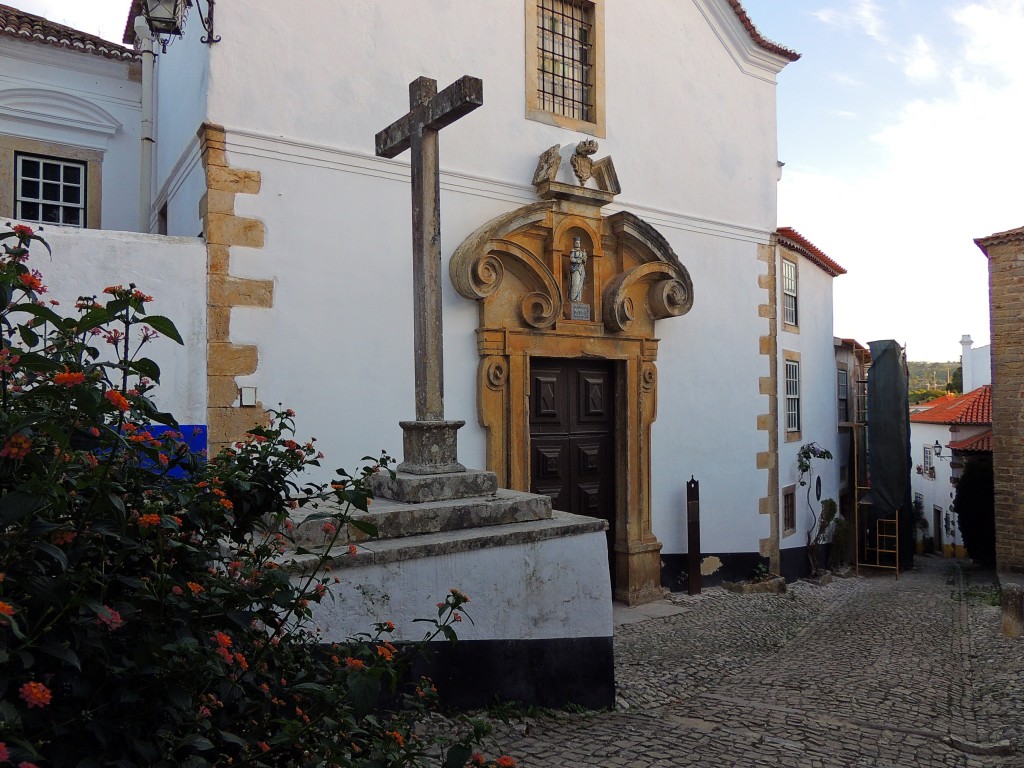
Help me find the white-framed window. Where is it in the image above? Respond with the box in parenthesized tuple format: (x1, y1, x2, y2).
(526, 0, 605, 135)
(923, 445, 933, 473)
(783, 485, 796, 535)
(785, 359, 801, 433)
(782, 258, 798, 327)
(837, 368, 849, 424)
(15, 153, 86, 228)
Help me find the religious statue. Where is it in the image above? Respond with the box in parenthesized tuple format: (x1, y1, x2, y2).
(568, 236, 588, 303)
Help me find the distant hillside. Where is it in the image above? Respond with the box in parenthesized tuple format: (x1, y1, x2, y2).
(907, 361, 961, 393)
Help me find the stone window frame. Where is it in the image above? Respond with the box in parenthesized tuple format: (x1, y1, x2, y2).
(784, 351, 801, 441)
(782, 484, 797, 537)
(525, 0, 606, 138)
(0, 135, 102, 229)
(782, 257, 798, 331)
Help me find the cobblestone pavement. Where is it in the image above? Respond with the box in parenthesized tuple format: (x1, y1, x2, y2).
(479, 557, 1024, 767)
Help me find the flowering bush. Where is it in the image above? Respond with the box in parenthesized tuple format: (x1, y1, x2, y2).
(0, 225, 514, 768)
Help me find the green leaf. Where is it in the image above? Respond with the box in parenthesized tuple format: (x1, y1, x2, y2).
(33, 541, 69, 568)
(130, 357, 162, 383)
(8, 302, 63, 325)
(0, 491, 43, 527)
(18, 323, 39, 347)
(349, 518, 378, 537)
(75, 307, 112, 335)
(142, 315, 184, 345)
(40, 642, 81, 671)
(346, 673, 381, 718)
(444, 744, 473, 768)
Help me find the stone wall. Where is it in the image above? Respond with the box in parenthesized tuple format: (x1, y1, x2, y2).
(975, 226, 1024, 576)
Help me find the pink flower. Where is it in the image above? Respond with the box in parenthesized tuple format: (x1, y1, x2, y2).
(97, 605, 124, 631)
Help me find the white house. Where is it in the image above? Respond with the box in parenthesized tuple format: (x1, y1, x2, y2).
(4, 0, 855, 596)
(909, 385, 991, 557)
(0, 6, 143, 230)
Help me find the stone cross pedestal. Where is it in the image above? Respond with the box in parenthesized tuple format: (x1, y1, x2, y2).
(374, 75, 493, 500)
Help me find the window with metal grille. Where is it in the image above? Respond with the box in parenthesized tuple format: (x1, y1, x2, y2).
(785, 359, 800, 432)
(837, 368, 849, 424)
(782, 258, 798, 326)
(783, 487, 796, 533)
(923, 445, 933, 472)
(15, 154, 86, 227)
(536, 0, 594, 123)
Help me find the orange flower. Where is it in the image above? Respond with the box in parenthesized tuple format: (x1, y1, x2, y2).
(0, 600, 15, 617)
(384, 731, 405, 748)
(0, 433, 32, 461)
(12, 224, 33, 239)
(469, 754, 486, 767)
(138, 513, 161, 528)
(18, 272, 43, 292)
(219, 498, 234, 509)
(213, 631, 232, 648)
(344, 657, 364, 670)
(19, 681, 52, 709)
(376, 645, 394, 662)
(495, 757, 517, 768)
(53, 369, 85, 387)
(187, 582, 204, 595)
(104, 389, 130, 412)
(52, 530, 77, 545)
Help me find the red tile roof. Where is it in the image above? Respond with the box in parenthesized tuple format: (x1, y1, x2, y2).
(917, 393, 957, 409)
(727, 1, 800, 62)
(777, 227, 847, 277)
(948, 430, 992, 454)
(910, 385, 991, 426)
(0, 3, 138, 61)
(975, 225, 1024, 257)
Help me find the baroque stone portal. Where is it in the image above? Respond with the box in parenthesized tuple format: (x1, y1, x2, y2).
(449, 145, 694, 605)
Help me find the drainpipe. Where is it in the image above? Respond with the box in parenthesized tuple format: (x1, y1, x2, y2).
(134, 15, 155, 233)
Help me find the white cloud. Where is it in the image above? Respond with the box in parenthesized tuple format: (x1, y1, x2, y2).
(780, 0, 1024, 360)
(831, 72, 865, 87)
(828, 109, 858, 119)
(813, 0, 886, 41)
(903, 35, 939, 82)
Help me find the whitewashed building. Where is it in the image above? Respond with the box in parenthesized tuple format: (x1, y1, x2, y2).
(4, 0, 852, 597)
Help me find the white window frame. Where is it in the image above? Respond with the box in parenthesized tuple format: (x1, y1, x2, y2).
(782, 258, 798, 327)
(15, 153, 87, 228)
(785, 359, 801, 433)
(923, 445, 933, 472)
(837, 368, 849, 424)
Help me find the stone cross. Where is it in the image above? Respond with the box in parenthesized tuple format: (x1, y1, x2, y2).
(375, 75, 483, 474)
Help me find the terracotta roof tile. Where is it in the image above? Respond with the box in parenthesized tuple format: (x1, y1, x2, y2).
(0, 3, 138, 61)
(975, 225, 1024, 257)
(910, 385, 991, 426)
(727, 1, 800, 61)
(777, 227, 847, 277)
(948, 430, 992, 453)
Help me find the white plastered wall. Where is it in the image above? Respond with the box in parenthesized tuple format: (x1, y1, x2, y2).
(0, 37, 142, 231)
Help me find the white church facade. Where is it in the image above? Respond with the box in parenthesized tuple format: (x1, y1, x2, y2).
(2, 0, 849, 601)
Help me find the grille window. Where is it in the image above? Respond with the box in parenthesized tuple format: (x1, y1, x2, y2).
(783, 488, 796, 533)
(16, 154, 86, 227)
(536, 0, 595, 123)
(837, 368, 849, 423)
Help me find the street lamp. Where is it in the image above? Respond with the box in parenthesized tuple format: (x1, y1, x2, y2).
(141, 0, 220, 49)
(933, 439, 951, 460)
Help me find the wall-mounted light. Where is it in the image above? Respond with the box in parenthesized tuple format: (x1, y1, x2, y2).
(933, 440, 951, 460)
(142, 0, 220, 51)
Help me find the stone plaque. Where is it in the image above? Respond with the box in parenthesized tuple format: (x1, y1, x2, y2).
(571, 302, 591, 321)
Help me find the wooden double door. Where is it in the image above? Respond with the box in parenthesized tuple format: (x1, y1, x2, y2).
(529, 358, 617, 565)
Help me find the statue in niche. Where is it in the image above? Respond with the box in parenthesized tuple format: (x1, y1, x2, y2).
(568, 236, 588, 303)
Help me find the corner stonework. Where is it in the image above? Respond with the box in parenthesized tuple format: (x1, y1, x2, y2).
(756, 241, 780, 574)
(197, 123, 272, 451)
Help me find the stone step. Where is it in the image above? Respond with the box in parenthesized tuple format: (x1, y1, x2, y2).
(292, 488, 553, 548)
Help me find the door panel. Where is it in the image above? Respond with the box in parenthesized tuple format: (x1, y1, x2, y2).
(529, 359, 616, 568)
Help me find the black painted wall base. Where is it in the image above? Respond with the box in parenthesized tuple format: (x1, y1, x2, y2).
(407, 636, 615, 711)
(661, 544, 837, 590)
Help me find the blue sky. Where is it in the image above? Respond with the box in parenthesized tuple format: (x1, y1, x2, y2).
(743, 0, 1024, 361)
(15, 0, 1024, 361)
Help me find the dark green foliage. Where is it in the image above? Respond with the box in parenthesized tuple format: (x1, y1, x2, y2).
(954, 455, 996, 566)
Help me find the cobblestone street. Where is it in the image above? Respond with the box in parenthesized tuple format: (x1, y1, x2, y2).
(481, 557, 1023, 767)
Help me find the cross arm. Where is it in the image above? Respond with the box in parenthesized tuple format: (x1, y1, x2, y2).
(375, 75, 483, 159)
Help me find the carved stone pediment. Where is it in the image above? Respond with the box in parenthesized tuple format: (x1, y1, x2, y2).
(449, 202, 693, 336)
